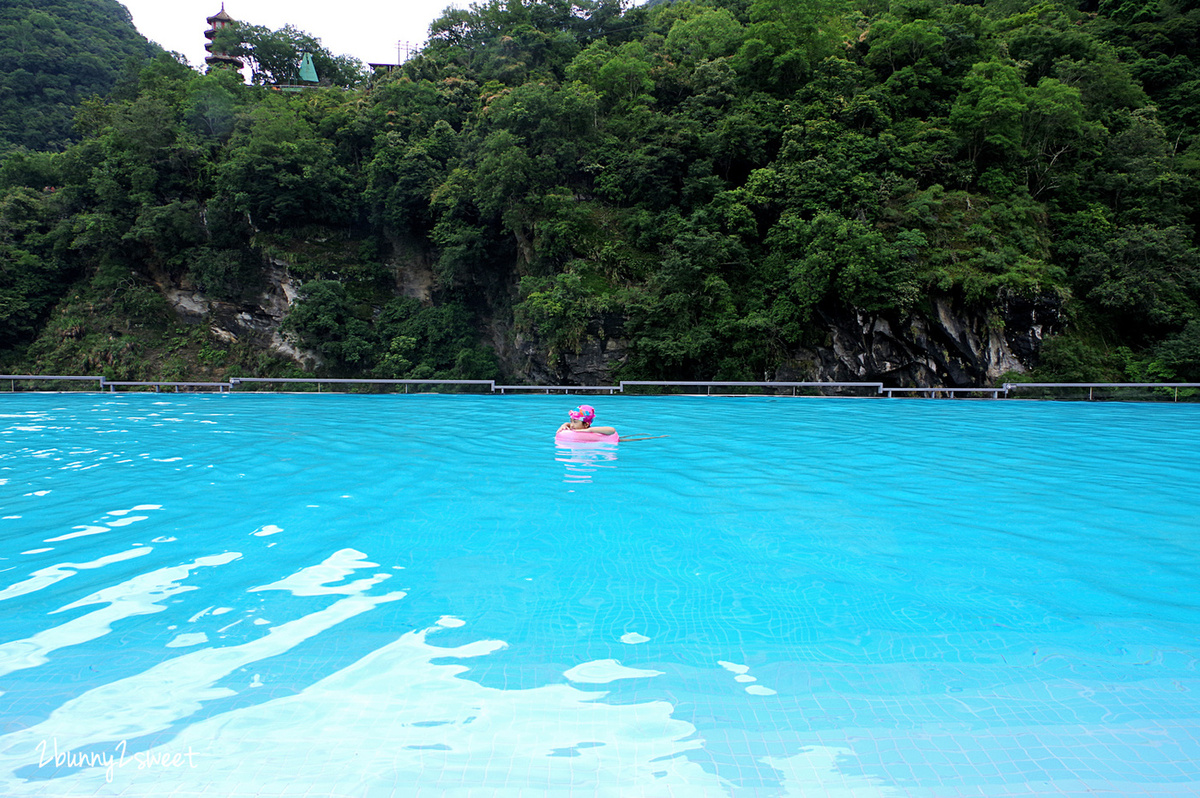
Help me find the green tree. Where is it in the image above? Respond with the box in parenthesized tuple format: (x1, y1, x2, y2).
(183, 69, 246, 139)
(366, 120, 459, 234)
(0, 187, 76, 348)
(211, 22, 365, 87)
(1154, 320, 1200, 380)
(214, 101, 357, 229)
(665, 7, 745, 67)
(1076, 223, 1200, 341)
(949, 58, 1026, 166)
(0, 0, 157, 153)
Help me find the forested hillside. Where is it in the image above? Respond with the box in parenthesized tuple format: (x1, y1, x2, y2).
(1, 0, 1198, 386)
(0, 0, 157, 152)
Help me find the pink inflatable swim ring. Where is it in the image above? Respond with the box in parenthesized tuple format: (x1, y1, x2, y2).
(555, 429, 619, 444)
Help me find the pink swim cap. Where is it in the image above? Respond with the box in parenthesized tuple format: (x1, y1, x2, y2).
(568, 404, 596, 422)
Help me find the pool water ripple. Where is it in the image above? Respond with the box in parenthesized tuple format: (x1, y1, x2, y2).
(0, 394, 1198, 796)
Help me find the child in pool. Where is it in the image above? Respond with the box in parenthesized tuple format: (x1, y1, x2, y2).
(556, 404, 617, 436)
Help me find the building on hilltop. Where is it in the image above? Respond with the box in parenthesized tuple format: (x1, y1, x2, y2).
(205, 4, 243, 72)
(369, 41, 419, 73)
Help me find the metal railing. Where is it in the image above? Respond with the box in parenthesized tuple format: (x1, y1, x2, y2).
(103, 380, 233, 393)
(885, 386, 1008, 398)
(1, 374, 103, 391)
(620, 381, 884, 395)
(2, 374, 1198, 400)
(495, 384, 621, 394)
(1003, 382, 1200, 401)
(228, 377, 494, 393)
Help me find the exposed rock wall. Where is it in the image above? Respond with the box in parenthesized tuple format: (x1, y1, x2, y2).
(164, 260, 322, 369)
(385, 232, 437, 303)
(502, 315, 629, 385)
(161, 233, 442, 373)
(777, 293, 1064, 386)
(497, 293, 1061, 387)
(160, 244, 1059, 388)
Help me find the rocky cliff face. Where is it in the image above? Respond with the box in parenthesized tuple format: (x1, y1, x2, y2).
(778, 293, 1063, 386)
(501, 314, 630, 386)
(160, 235, 440, 373)
(496, 293, 1062, 387)
(161, 250, 1060, 388)
(163, 259, 322, 370)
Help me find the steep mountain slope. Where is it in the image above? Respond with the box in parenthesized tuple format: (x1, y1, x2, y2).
(0, 0, 157, 153)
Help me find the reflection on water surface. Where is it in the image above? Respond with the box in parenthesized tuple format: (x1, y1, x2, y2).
(1, 395, 1199, 796)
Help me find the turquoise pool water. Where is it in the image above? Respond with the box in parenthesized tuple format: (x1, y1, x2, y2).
(1, 393, 1198, 797)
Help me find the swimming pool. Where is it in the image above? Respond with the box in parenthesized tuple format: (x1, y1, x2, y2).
(1, 394, 1198, 797)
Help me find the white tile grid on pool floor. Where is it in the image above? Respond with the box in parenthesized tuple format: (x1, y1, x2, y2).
(9, 696, 1200, 796)
(775, 718, 1200, 797)
(5, 610, 1198, 798)
(9, 657, 1200, 798)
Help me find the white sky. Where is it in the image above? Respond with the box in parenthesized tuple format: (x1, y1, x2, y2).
(118, 0, 466, 68)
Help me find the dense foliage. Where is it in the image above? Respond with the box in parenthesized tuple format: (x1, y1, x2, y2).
(210, 22, 366, 88)
(0, 0, 157, 153)
(2, 0, 1199, 384)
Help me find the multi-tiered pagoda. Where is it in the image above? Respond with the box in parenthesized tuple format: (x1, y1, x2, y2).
(204, 4, 243, 72)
